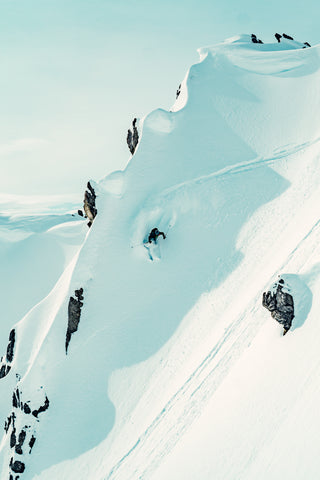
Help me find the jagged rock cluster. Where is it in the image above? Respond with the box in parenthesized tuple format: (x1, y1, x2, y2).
(262, 278, 294, 335)
(0, 329, 16, 379)
(251, 34, 263, 44)
(176, 83, 181, 99)
(83, 182, 97, 228)
(252, 32, 311, 47)
(4, 386, 49, 479)
(65, 288, 84, 353)
(127, 118, 139, 155)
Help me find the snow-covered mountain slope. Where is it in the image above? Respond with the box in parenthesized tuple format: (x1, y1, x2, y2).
(1, 34, 320, 480)
(0, 194, 86, 355)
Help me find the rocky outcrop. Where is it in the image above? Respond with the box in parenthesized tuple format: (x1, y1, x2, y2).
(83, 182, 97, 228)
(262, 278, 294, 335)
(29, 435, 36, 453)
(10, 457, 25, 473)
(176, 84, 181, 99)
(251, 34, 263, 44)
(127, 118, 139, 155)
(15, 429, 26, 455)
(32, 396, 50, 418)
(0, 329, 16, 379)
(4, 387, 50, 478)
(6, 329, 16, 362)
(65, 288, 84, 353)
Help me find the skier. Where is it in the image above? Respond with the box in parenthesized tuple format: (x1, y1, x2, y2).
(148, 228, 166, 244)
(275, 33, 282, 43)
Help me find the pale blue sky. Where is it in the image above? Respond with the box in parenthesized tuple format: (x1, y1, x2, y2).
(1, 0, 318, 195)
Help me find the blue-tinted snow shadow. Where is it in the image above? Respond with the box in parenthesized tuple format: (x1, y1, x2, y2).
(0, 213, 80, 233)
(286, 271, 314, 331)
(42, 163, 291, 467)
(31, 165, 291, 475)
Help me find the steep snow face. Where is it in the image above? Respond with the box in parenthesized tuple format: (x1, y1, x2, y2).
(1, 35, 320, 480)
(0, 195, 86, 353)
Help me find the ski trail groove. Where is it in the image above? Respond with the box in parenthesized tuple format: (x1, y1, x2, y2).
(105, 298, 265, 480)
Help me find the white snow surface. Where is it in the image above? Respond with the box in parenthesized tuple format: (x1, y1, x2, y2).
(0, 194, 86, 354)
(1, 34, 320, 480)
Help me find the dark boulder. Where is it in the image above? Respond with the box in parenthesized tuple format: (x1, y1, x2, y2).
(263, 278, 294, 335)
(251, 34, 263, 44)
(10, 458, 25, 473)
(10, 429, 16, 448)
(15, 429, 26, 455)
(275, 33, 282, 43)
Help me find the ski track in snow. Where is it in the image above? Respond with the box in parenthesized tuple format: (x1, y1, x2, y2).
(161, 136, 319, 200)
(105, 164, 320, 479)
(2, 35, 320, 480)
(104, 298, 281, 476)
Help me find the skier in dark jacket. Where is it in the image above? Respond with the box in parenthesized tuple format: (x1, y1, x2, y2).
(148, 228, 166, 244)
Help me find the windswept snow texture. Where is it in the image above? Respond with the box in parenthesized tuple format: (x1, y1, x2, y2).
(1, 35, 320, 480)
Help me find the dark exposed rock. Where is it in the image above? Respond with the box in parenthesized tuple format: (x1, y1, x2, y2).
(29, 435, 36, 453)
(0, 364, 10, 378)
(10, 428, 16, 448)
(251, 34, 263, 44)
(263, 278, 294, 335)
(5, 414, 12, 433)
(23, 403, 31, 414)
(127, 118, 139, 155)
(275, 33, 282, 43)
(127, 129, 132, 153)
(6, 329, 16, 362)
(78, 209, 84, 217)
(176, 84, 181, 99)
(10, 458, 25, 473)
(304, 42, 311, 47)
(15, 429, 26, 455)
(83, 182, 97, 228)
(0, 329, 16, 380)
(12, 390, 19, 409)
(283, 33, 294, 40)
(66, 288, 84, 353)
(32, 396, 50, 418)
